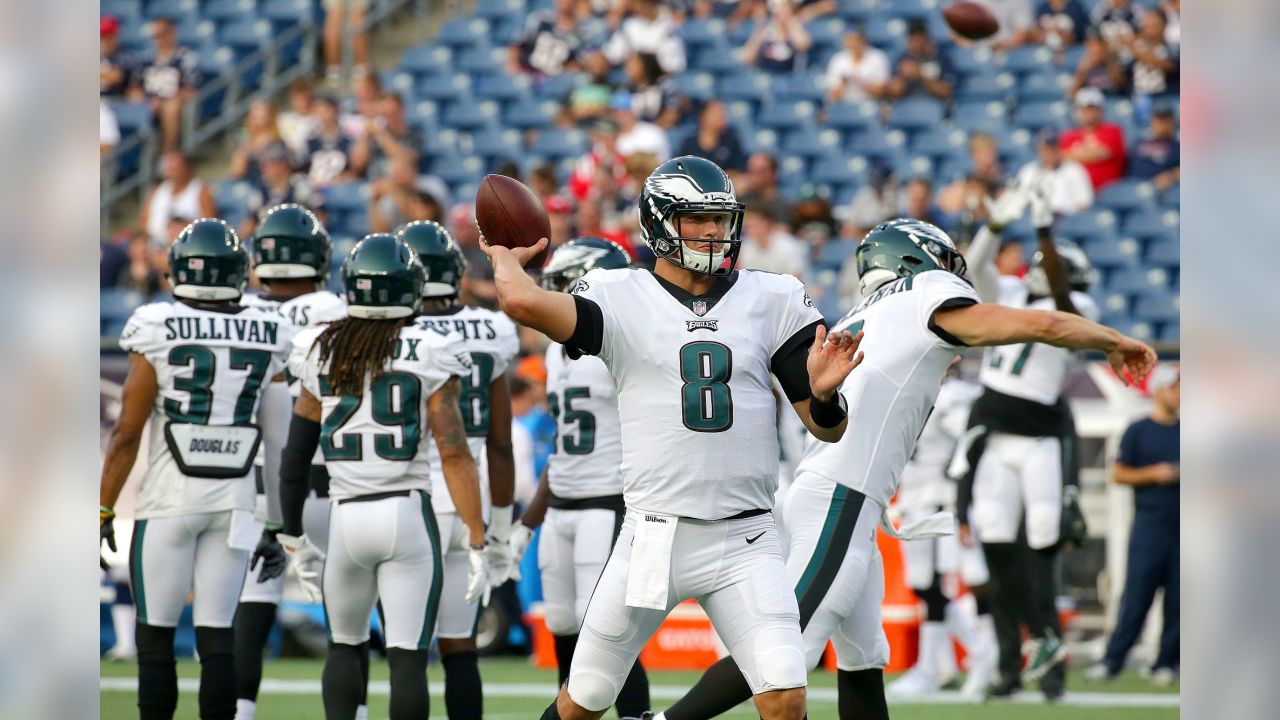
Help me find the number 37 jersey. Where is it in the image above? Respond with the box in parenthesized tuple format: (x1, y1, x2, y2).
(119, 301, 296, 518)
(569, 268, 822, 520)
(290, 323, 472, 501)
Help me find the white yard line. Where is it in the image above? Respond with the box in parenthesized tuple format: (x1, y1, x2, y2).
(100, 677, 1179, 708)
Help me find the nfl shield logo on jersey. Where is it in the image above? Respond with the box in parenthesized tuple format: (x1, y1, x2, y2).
(356, 278, 372, 290)
(692, 300, 708, 316)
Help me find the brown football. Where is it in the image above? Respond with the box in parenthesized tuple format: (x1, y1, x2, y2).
(943, 1, 1000, 41)
(475, 174, 551, 269)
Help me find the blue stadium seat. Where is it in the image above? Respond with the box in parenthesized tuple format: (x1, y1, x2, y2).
(680, 18, 727, 48)
(382, 70, 417, 98)
(774, 73, 826, 104)
(865, 15, 907, 51)
(145, 0, 196, 21)
(950, 46, 996, 76)
(1055, 208, 1119, 239)
(806, 17, 845, 47)
(815, 239, 857, 271)
(887, 97, 945, 130)
(418, 74, 472, 101)
(1133, 292, 1179, 324)
(324, 182, 371, 212)
(261, 0, 314, 26)
(1122, 209, 1179, 240)
(504, 98, 558, 129)
(468, 128, 522, 163)
(529, 128, 586, 160)
(1107, 266, 1168, 295)
(693, 46, 745, 75)
(849, 127, 907, 160)
(1013, 101, 1070, 130)
(1144, 235, 1179, 267)
(399, 44, 453, 78)
(957, 73, 1014, 103)
(1000, 45, 1055, 75)
(782, 128, 841, 158)
(1105, 97, 1137, 127)
(1098, 290, 1130, 319)
(475, 0, 525, 21)
(101, 288, 148, 323)
(1096, 179, 1157, 214)
(884, 0, 935, 19)
(911, 127, 968, 160)
(1017, 72, 1070, 104)
(837, 0, 877, 23)
(441, 99, 500, 130)
(204, 0, 255, 25)
(176, 17, 217, 48)
(668, 72, 715, 102)
(893, 155, 935, 181)
(1080, 235, 1140, 269)
(456, 46, 504, 76)
(432, 156, 486, 186)
(112, 100, 155, 136)
(102, 0, 142, 22)
(220, 19, 273, 52)
(811, 155, 869, 188)
(1060, 44, 1086, 72)
(1159, 183, 1180, 209)
(727, 18, 757, 46)
(719, 72, 772, 107)
(475, 73, 532, 103)
(824, 101, 881, 134)
(436, 18, 490, 49)
(1158, 321, 1179, 343)
(758, 101, 817, 131)
(1108, 319, 1155, 342)
(952, 100, 1008, 134)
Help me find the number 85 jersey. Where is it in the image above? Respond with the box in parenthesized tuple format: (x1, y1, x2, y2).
(568, 268, 822, 520)
(544, 343, 624, 500)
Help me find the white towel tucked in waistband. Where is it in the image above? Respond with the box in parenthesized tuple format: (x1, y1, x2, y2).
(625, 509, 678, 610)
(880, 507, 954, 541)
(227, 509, 260, 551)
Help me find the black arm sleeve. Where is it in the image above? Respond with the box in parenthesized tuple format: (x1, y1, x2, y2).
(564, 294, 605, 360)
(954, 428, 987, 526)
(280, 415, 321, 536)
(928, 297, 978, 346)
(770, 319, 824, 403)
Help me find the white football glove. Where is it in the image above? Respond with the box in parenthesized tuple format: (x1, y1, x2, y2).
(983, 179, 1029, 231)
(507, 524, 535, 582)
(278, 533, 326, 603)
(1028, 178, 1055, 229)
(465, 545, 492, 606)
(485, 505, 517, 587)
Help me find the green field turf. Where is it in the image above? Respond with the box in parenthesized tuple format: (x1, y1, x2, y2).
(102, 656, 1178, 719)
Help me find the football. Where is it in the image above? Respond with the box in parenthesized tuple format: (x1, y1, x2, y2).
(475, 174, 551, 269)
(942, 1, 1000, 41)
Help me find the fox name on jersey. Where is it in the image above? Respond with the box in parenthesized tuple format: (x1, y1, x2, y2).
(290, 322, 473, 501)
(568, 267, 822, 520)
(794, 270, 980, 509)
(419, 306, 520, 514)
(544, 342, 624, 501)
(120, 301, 296, 518)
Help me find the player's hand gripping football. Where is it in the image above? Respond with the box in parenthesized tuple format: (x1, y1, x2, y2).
(250, 528, 289, 583)
(278, 533, 326, 602)
(1106, 334, 1158, 386)
(807, 325, 865, 403)
(478, 233, 550, 269)
(466, 544, 493, 606)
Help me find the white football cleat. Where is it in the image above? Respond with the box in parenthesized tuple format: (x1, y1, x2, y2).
(887, 668, 941, 697)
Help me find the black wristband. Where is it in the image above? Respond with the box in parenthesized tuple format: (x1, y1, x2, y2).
(810, 392, 848, 429)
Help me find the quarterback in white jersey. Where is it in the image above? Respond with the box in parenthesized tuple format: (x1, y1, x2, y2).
(276, 234, 491, 719)
(483, 156, 865, 720)
(656, 218, 1155, 720)
(99, 220, 294, 720)
(400, 220, 521, 719)
(508, 238, 652, 716)
(960, 183, 1104, 698)
(233, 204, 347, 720)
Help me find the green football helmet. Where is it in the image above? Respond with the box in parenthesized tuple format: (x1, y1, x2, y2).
(638, 155, 746, 276)
(1026, 239, 1098, 296)
(856, 218, 968, 295)
(539, 236, 632, 292)
(341, 234, 426, 319)
(169, 218, 248, 301)
(395, 220, 466, 299)
(251, 204, 331, 283)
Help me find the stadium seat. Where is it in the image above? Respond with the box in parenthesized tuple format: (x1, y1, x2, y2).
(432, 156, 485, 186)
(950, 46, 996, 76)
(1099, 291, 1130, 318)
(1059, 44, 1086, 71)
(815, 240, 857, 271)
(952, 100, 1008, 134)
(956, 73, 1014, 103)
(1017, 72, 1070, 104)
(102, 0, 142, 22)
(112, 100, 155, 136)
(1000, 45, 1054, 76)
(782, 128, 841, 158)
(101, 288, 148, 324)
(1080, 235, 1140, 269)
(418, 74, 472, 101)
(1109, 319, 1155, 342)
(1122, 209, 1179, 240)
(441, 99, 500, 130)
(837, 0, 877, 23)
(324, 182, 371, 212)
(824, 101, 881, 134)
(911, 127, 968, 160)
(719, 72, 772, 107)
(893, 155, 935, 181)
(1096, 178, 1157, 214)
(806, 17, 845, 48)
(144, 0, 197, 21)
(1133, 292, 1179, 324)
(865, 15, 907, 51)
(436, 18, 490, 49)
(680, 18, 726, 48)
(1107, 266, 1168, 295)
(529, 128, 586, 160)
(668, 72, 715, 102)
(504, 98, 558, 129)
(883, 0, 935, 19)
(887, 97, 945, 130)
(1055, 208, 1119, 239)
(469, 128, 522, 163)
(475, 0, 524, 20)
(204, 0, 255, 25)
(475, 73, 532, 103)
(456, 46, 504, 76)
(1144, 235, 1179, 267)
(1159, 183, 1180, 209)
(694, 46, 746, 75)
(811, 155, 869, 188)
(1013, 101, 1069, 131)
(261, 0, 314, 26)
(1158, 321, 1180, 343)
(175, 17, 217, 48)
(400, 44, 453, 78)
(759, 101, 816, 131)
(774, 73, 827, 104)
(220, 19, 273, 53)
(849, 127, 907, 159)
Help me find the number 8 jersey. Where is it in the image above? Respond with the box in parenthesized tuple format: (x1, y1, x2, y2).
(289, 322, 472, 500)
(119, 301, 296, 518)
(568, 268, 822, 520)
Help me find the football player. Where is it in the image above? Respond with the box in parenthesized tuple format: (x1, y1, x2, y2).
(508, 237, 652, 718)
(277, 234, 491, 720)
(233, 204, 349, 720)
(653, 218, 1154, 720)
(885, 365, 996, 699)
(397, 220, 520, 720)
(957, 183, 1100, 700)
(99, 219, 296, 720)
(483, 156, 864, 720)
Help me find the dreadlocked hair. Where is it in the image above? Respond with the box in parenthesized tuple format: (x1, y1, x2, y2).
(313, 315, 416, 397)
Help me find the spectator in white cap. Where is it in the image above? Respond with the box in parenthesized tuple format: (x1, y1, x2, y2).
(612, 91, 671, 161)
(1086, 363, 1180, 685)
(1016, 128, 1095, 215)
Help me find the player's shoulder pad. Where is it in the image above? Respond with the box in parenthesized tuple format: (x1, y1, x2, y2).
(281, 290, 348, 326)
(918, 268, 979, 295)
(569, 266, 634, 294)
(126, 301, 175, 326)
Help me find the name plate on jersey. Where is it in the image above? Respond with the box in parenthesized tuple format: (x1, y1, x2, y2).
(164, 423, 262, 479)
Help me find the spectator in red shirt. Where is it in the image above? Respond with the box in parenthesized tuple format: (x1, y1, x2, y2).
(1061, 87, 1127, 190)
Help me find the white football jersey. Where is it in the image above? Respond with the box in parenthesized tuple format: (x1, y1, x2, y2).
(291, 322, 473, 501)
(544, 342, 624, 499)
(896, 377, 982, 511)
(416, 307, 519, 514)
(570, 268, 822, 520)
(978, 276, 1100, 405)
(794, 270, 981, 509)
(119, 301, 296, 518)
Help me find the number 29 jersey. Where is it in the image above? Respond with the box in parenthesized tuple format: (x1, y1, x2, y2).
(569, 268, 822, 520)
(119, 301, 295, 518)
(415, 306, 520, 514)
(290, 323, 472, 501)
(544, 342, 624, 500)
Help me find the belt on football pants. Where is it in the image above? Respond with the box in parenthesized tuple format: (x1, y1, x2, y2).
(337, 490, 413, 505)
(722, 508, 770, 521)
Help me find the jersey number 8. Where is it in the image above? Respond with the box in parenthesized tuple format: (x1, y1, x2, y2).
(679, 341, 733, 433)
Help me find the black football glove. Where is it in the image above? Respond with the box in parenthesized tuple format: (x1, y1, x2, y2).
(1061, 487, 1088, 548)
(100, 506, 117, 552)
(250, 528, 288, 583)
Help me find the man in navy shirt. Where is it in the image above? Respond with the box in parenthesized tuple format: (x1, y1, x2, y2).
(1129, 106, 1180, 192)
(1087, 364, 1180, 685)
